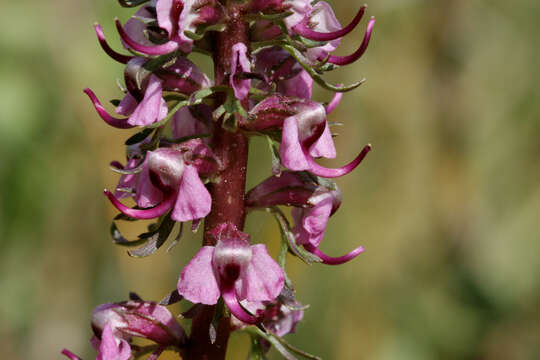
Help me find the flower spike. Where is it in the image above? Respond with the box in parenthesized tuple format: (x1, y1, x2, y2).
(104, 189, 177, 219)
(115, 18, 179, 56)
(304, 243, 365, 265)
(94, 23, 133, 64)
(292, 5, 367, 42)
(83, 88, 135, 129)
(305, 144, 371, 178)
(326, 17, 376, 66)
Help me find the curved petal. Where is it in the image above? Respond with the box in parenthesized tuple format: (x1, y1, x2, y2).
(304, 243, 365, 265)
(83, 88, 134, 129)
(177, 246, 220, 305)
(327, 17, 376, 66)
(104, 189, 175, 219)
(116, 18, 179, 56)
(292, 5, 366, 41)
(238, 244, 284, 302)
(222, 285, 259, 324)
(61, 349, 82, 360)
(171, 165, 211, 222)
(309, 122, 336, 159)
(94, 23, 133, 64)
(325, 92, 342, 114)
(280, 116, 310, 171)
(304, 144, 371, 178)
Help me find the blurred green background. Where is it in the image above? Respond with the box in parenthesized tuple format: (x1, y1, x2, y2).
(1, 0, 540, 359)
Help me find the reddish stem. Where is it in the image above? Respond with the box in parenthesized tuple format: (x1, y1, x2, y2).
(183, 3, 250, 360)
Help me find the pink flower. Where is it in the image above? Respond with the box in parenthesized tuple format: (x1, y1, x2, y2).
(244, 95, 371, 178)
(250, 1, 375, 66)
(291, 187, 364, 265)
(177, 223, 284, 324)
(247, 172, 364, 265)
(115, 0, 222, 55)
(105, 143, 218, 222)
(84, 56, 210, 129)
(91, 301, 186, 347)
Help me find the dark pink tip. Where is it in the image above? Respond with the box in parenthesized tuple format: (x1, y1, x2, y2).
(115, 18, 179, 56)
(61, 349, 82, 360)
(292, 5, 366, 42)
(104, 189, 175, 219)
(304, 243, 365, 265)
(222, 286, 259, 324)
(83, 88, 135, 129)
(305, 144, 371, 178)
(325, 92, 343, 114)
(327, 17, 375, 66)
(94, 23, 133, 64)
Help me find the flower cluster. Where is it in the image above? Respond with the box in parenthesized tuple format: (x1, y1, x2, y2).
(68, 0, 375, 358)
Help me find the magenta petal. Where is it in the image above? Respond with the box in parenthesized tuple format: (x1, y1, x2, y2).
(127, 75, 168, 126)
(156, 0, 175, 35)
(94, 23, 133, 64)
(325, 92, 342, 114)
(171, 165, 211, 222)
(298, 196, 332, 247)
(61, 349, 82, 360)
(309, 122, 336, 159)
(83, 88, 134, 129)
(136, 159, 164, 208)
(305, 144, 371, 178)
(280, 116, 310, 171)
(304, 243, 365, 265)
(116, 93, 138, 116)
(116, 18, 179, 56)
(327, 17, 376, 66)
(222, 285, 259, 324)
(238, 244, 284, 302)
(292, 5, 366, 41)
(97, 323, 131, 360)
(104, 189, 175, 219)
(177, 246, 220, 305)
(230, 43, 251, 100)
(171, 106, 210, 139)
(277, 70, 313, 99)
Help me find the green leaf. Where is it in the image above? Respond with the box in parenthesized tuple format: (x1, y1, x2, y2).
(128, 215, 176, 257)
(143, 51, 179, 72)
(282, 45, 364, 92)
(265, 135, 282, 176)
(184, 23, 227, 41)
(248, 334, 270, 360)
(125, 128, 154, 145)
(110, 222, 149, 247)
